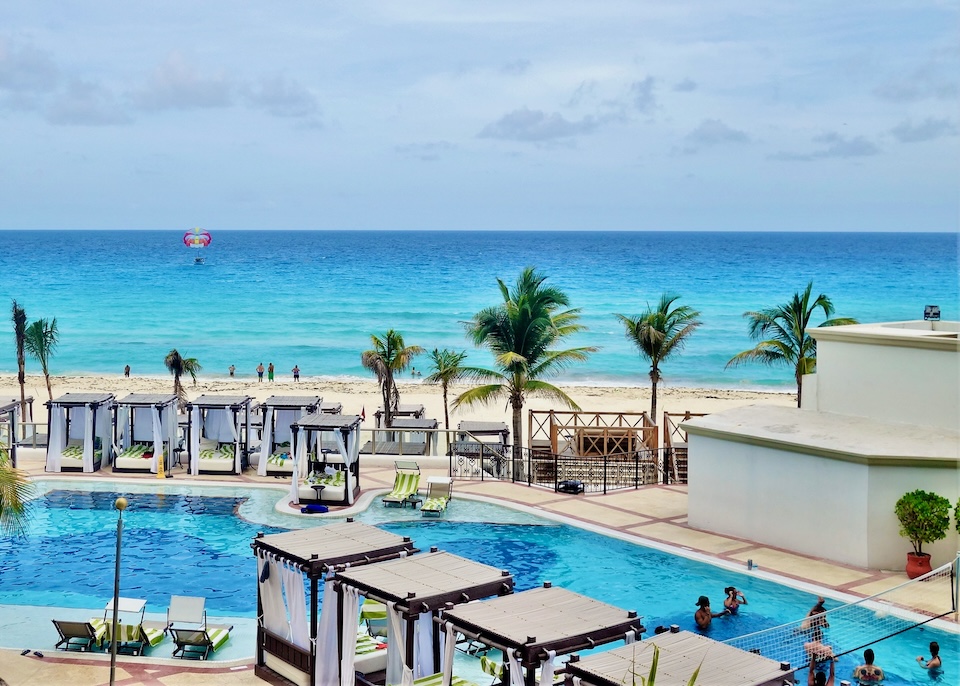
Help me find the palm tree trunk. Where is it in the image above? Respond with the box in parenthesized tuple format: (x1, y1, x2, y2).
(44, 373, 53, 402)
(382, 374, 392, 428)
(442, 384, 450, 430)
(511, 398, 523, 463)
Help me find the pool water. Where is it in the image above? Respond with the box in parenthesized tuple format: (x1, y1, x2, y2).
(0, 480, 954, 682)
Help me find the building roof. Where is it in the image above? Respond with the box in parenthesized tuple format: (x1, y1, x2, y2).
(252, 521, 416, 577)
(388, 418, 439, 429)
(319, 401, 342, 413)
(376, 404, 425, 416)
(457, 421, 509, 435)
(683, 404, 959, 465)
(296, 414, 362, 430)
(50, 392, 114, 406)
(116, 393, 178, 407)
(810, 320, 960, 352)
(565, 630, 794, 686)
(335, 551, 513, 615)
(191, 394, 253, 408)
(442, 585, 641, 667)
(263, 395, 323, 409)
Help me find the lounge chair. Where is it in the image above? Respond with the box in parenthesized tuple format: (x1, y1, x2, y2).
(167, 595, 207, 630)
(421, 476, 453, 517)
(480, 656, 504, 685)
(361, 598, 388, 637)
(106, 620, 167, 656)
(52, 618, 107, 652)
(382, 462, 420, 506)
(170, 624, 233, 660)
(355, 632, 388, 675)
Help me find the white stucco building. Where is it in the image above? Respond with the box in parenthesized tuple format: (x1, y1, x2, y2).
(684, 320, 960, 570)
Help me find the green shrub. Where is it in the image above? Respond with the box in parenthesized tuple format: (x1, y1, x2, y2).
(894, 490, 951, 556)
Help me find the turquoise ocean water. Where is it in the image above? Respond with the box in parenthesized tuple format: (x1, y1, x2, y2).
(1, 230, 956, 388)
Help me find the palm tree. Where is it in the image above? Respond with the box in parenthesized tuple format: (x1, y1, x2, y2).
(11, 301, 27, 427)
(361, 330, 423, 428)
(164, 349, 202, 407)
(423, 348, 468, 431)
(615, 294, 701, 422)
(23, 318, 59, 402)
(726, 282, 858, 406)
(455, 267, 597, 459)
(0, 448, 33, 536)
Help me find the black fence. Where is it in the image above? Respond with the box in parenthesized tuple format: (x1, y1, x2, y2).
(448, 445, 677, 494)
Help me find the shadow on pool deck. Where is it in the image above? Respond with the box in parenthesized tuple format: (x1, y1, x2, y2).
(2, 456, 947, 685)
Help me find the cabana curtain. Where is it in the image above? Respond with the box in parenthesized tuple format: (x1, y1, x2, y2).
(333, 426, 360, 505)
(414, 613, 434, 679)
(281, 564, 309, 649)
(257, 552, 288, 639)
(441, 622, 456, 686)
(386, 600, 413, 686)
(45, 404, 65, 472)
(506, 648, 525, 686)
(151, 408, 164, 473)
(315, 575, 339, 686)
(117, 406, 130, 452)
(189, 405, 201, 475)
(96, 404, 112, 468)
(339, 585, 360, 686)
(82, 404, 95, 472)
(539, 650, 557, 686)
(257, 410, 274, 476)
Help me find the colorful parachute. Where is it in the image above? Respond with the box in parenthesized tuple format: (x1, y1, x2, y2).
(183, 228, 212, 249)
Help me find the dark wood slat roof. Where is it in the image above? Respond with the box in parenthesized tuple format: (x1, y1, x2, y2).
(296, 414, 362, 430)
(116, 393, 178, 407)
(253, 521, 415, 577)
(388, 418, 439, 429)
(264, 395, 323, 409)
(191, 394, 253, 407)
(51, 392, 115, 406)
(443, 586, 641, 667)
(566, 631, 793, 686)
(335, 551, 513, 614)
(457, 421, 509, 435)
(0, 397, 30, 413)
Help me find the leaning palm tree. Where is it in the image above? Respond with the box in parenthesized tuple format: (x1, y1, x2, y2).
(23, 318, 59, 402)
(164, 349, 202, 407)
(615, 294, 701, 422)
(0, 447, 33, 536)
(361, 330, 423, 428)
(423, 348, 468, 431)
(726, 282, 858, 406)
(11, 301, 27, 428)
(455, 267, 597, 459)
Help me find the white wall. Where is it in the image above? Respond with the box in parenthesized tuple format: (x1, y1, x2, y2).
(814, 339, 959, 431)
(688, 434, 960, 570)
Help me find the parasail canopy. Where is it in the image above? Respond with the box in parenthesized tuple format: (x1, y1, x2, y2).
(183, 227, 212, 249)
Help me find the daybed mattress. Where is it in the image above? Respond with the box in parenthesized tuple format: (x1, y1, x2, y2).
(198, 444, 236, 472)
(297, 470, 347, 502)
(114, 444, 153, 471)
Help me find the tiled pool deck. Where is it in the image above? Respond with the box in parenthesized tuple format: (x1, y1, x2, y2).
(0, 459, 952, 685)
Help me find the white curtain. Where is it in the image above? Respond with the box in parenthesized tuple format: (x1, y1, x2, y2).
(441, 622, 456, 686)
(96, 404, 113, 467)
(289, 428, 302, 505)
(414, 613, 434, 679)
(257, 552, 289, 639)
(151, 407, 164, 473)
(625, 630, 636, 644)
(506, 649, 525, 686)
(539, 650, 557, 686)
(82, 404, 95, 472)
(166, 403, 179, 468)
(45, 404, 66, 472)
(189, 405, 201, 475)
(226, 406, 241, 473)
(68, 406, 86, 440)
(281, 563, 309, 649)
(334, 425, 360, 505)
(339, 585, 361, 686)
(315, 575, 340, 686)
(117, 406, 130, 452)
(133, 408, 153, 441)
(257, 409, 274, 476)
(274, 409, 296, 444)
(386, 601, 413, 686)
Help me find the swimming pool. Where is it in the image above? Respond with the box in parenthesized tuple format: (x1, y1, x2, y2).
(0, 479, 954, 682)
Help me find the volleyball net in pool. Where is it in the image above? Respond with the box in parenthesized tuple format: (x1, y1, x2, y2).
(723, 553, 959, 670)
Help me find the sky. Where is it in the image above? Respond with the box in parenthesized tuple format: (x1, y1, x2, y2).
(1, 1, 957, 232)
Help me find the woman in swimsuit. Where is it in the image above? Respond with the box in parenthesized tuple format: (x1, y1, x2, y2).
(724, 586, 747, 614)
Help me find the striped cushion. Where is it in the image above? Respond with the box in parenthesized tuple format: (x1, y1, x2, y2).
(63, 445, 84, 459)
(355, 633, 386, 655)
(384, 472, 420, 501)
(410, 675, 479, 686)
(421, 497, 448, 513)
(118, 445, 150, 459)
(208, 626, 230, 652)
(88, 618, 107, 647)
(267, 451, 290, 465)
(199, 449, 220, 460)
(143, 625, 166, 647)
(308, 470, 345, 487)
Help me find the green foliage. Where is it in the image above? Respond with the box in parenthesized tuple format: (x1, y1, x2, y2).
(11, 300, 28, 416)
(623, 643, 700, 686)
(361, 330, 423, 428)
(24, 317, 59, 401)
(165, 349, 202, 407)
(726, 282, 857, 407)
(894, 489, 952, 556)
(0, 447, 34, 537)
(616, 293, 701, 420)
(957, 498, 960, 534)
(423, 348, 468, 430)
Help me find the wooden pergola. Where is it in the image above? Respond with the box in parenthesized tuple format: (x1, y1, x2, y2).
(564, 629, 795, 686)
(442, 584, 643, 686)
(0, 396, 32, 467)
(335, 550, 514, 678)
(252, 521, 417, 686)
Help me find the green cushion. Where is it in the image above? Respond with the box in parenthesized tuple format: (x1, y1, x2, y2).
(383, 472, 420, 502)
(143, 625, 166, 647)
(208, 627, 230, 652)
(422, 497, 448, 513)
(89, 618, 107, 648)
(409, 675, 479, 686)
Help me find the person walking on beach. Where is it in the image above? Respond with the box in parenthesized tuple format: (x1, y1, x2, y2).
(694, 595, 728, 630)
(123, 364, 130, 378)
(267, 362, 275, 382)
(723, 586, 747, 614)
(852, 648, 884, 683)
(292, 365, 300, 382)
(228, 364, 235, 377)
(257, 363, 264, 382)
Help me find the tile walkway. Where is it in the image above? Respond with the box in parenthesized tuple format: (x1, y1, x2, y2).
(0, 460, 952, 685)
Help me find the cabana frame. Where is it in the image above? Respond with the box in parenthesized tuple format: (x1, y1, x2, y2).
(186, 394, 254, 475)
(252, 521, 417, 686)
(45, 393, 115, 473)
(292, 414, 363, 505)
(254, 395, 322, 477)
(0, 397, 32, 467)
(374, 404, 426, 428)
(112, 393, 179, 474)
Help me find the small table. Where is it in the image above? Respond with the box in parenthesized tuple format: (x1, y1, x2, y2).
(310, 484, 325, 502)
(404, 495, 422, 509)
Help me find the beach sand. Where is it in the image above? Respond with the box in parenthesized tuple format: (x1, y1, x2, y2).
(0, 373, 795, 430)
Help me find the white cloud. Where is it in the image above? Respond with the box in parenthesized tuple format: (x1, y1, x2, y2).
(245, 76, 318, 118)
(681, 118, 748, 153)
(132, 52, 233, 111)
(771, 132, 880, 161)
(0, 37, 59, 93)
(630, 77, 656, 112)
(46, 79, 131, 126)
(478, 107, 599, 141)
(890, 118, 957, 143)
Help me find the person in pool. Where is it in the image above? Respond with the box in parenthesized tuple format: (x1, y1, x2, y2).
(694, 595, 729, 629)
(804, 627, 835, 665)
(917, 641, 941, 671)
(852, 648, 884, 683)
(723, 586, 747, 614)
(807, 655, 836, 686)
(802, 596, 830, 630)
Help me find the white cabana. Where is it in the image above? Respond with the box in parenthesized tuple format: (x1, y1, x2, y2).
(251, 521, 417, 686)
(113, 393, 179, 473)
(254, 395, 322, 477)
(44, 393, 114, 473)
(292, 414, 362, 506)
(186, 394, 253, 475)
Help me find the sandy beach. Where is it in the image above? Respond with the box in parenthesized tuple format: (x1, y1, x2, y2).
(0, 373, 795, 431)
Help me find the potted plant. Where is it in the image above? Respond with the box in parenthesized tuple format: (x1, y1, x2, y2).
(894, 489, 951, 578)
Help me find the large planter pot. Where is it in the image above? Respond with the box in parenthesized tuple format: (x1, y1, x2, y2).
(906, 552, 932, 579)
